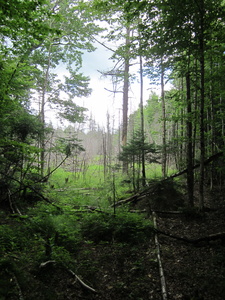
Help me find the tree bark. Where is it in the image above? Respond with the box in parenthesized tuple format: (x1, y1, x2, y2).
(39, 43, 52, 176)
(161, 57, 167, 178)
(122, 26, 130, 173)
(139, 54, 146, 186)
(186, 71, 194, 206)
(199, 0, 205, 210)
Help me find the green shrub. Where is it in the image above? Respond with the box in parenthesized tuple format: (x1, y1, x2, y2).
(113, 213, 153, 244)
(52, 215, 81, 253)
(0, 223, 32, 255)
(80, 213, 114, 243)
(0, 225, 17, 254)
(80, 212, 153, 245)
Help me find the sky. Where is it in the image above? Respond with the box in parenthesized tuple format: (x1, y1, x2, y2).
(76, 42, 155, 130)
(44, 40, 166, 130)
(45, 43, 124, 129)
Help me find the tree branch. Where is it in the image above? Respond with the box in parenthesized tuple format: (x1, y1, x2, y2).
(104, 87, 123, 93)
(41, 155, 69, 182)
(92, 36, 116, 53)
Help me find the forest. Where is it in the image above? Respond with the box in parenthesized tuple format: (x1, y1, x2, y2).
(1, 0, 225, 299)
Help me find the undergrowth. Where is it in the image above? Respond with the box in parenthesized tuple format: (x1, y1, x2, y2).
(0, 165, 178, 299)
(0, 200, 154, 299)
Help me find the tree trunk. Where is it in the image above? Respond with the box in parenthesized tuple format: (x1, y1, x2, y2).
(102, 132, 107, 179)
(161, 57, 167, 178)
(122, 26, 130, 173)
(199, 0, 205, 210)
(39, 43, 52, 176)
(139, 54, 146, 186)
(209, 56, 216, 190)
(107, 111, 112, 169)
(186, 71, 194, 206)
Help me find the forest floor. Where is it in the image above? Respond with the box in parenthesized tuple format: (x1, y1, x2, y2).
(155, 188, 225, 300)
(1, 185, 225, 300)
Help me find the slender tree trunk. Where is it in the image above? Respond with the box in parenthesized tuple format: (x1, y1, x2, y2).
(40, 43, 52, 176)
(209, 56, 216, 190)
(199, 0, 205, 210)
(177, 78, 185, 170)
(175, 79, 181, 169)
(112, 173, 116, 216)
(139, 54, 146, 186)
(161, 57, 167, 178)
(46, 131, 54, 174)
(102, 132, 107, 179)
(180, 107, 185, 169)
(132, 155, 136, 192)
(107, 111, 112, 169)
(193, 60, 198, 167)
(186, 71, 194, 206)
(122, 26, 130, 173)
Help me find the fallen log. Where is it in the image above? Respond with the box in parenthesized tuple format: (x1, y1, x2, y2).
(169, 151, 223, 180)
(113, 193, 142, 207)
(113, 151, 224, 207)
(155, 229, 225, 245)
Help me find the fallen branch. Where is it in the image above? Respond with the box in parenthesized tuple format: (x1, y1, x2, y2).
(1, 172, 62, 212)
(39, 260, 97, 294)
(72, 205, 109, 214)
(112, 192, 147, 207)
(153, 212, 168, 300)
(68, 269, 97, 294)
(27, 186, 62, 211)
(40, 155, 69, 183)
(6, 270, 24, 300)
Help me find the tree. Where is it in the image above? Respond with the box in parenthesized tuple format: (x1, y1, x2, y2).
(118, 129, 159, 191)
(91, 0, 151, 175)
(135, 0, 225, 208)
(139, 53, 146, 186)
(0, 0, 60, 211)
(29, 0, 100, 174)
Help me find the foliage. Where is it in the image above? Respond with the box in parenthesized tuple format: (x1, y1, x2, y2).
(55, 135, 85, 157)
(80, 212, 154, 245)
(119, 128, 160, 165)
(0, 110, 50, 210)
(0, 0, 103, 211)
(118, 128, 160, 190)
(0, 199, 154, 294)
(1, 0, 225, 297)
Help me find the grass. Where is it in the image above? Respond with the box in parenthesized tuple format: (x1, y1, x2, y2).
(47, 166, 127, 209)
(46, 163, 178, 212)
(49, 165, 105, 188)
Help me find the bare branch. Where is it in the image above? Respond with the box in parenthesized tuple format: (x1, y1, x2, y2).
(104, 87, 123, 93)
(92, 36, 116, 53)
